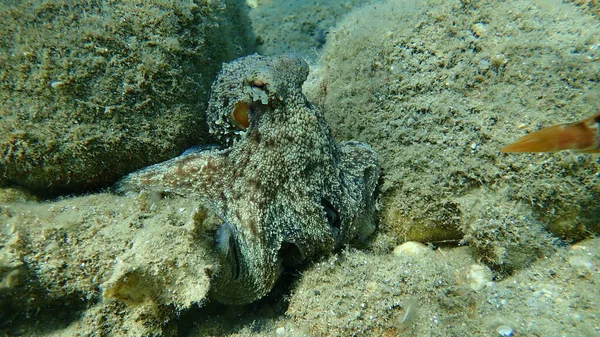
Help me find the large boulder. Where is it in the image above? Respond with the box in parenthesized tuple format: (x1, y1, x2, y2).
(0, 0, 254, 195)
(305, 0, 600, 271)
(0, 193, 219, 336)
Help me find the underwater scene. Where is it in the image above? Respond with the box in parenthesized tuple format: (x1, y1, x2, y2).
(1, 0, 599, 336)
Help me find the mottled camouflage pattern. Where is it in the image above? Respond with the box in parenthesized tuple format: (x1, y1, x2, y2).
(116, 54, 379, 304)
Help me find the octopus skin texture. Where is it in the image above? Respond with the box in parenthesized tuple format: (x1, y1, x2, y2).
(115, 54, 380, 305)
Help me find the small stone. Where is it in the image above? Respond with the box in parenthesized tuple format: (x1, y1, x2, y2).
(568, 256, 593, 269)
(466, 264, 492, 291)
(568, 255, 594, 277)
(496, 325, 514, 336)
(471, 23, 486, 37)
(393, 241, 430, 257)
(490, 54, 508, 67)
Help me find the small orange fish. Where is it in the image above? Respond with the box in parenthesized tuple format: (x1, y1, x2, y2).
(501, 112, 600, 153)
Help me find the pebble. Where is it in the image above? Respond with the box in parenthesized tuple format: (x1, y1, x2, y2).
(496, 325, 514, 336)
(467, 264, 492, 291)
(392, 241, 431, 257)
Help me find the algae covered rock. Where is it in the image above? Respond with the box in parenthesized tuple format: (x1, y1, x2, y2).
(249, 0, 373, 59)
(0, 0, 254, 195)
(0, 193, 220, 336)
(305, 0, 600, 268)
(286, 240, 600, 337)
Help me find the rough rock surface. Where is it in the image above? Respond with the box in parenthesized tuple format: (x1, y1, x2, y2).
(248, 0, 373, 59)
(0, 193, 219, 336)
(285, 239, 600, 337)
(304, 0, 600, 268)
(0, 0, 254, 195)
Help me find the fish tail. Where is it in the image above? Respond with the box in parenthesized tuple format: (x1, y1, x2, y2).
(502, 113, 600, 153)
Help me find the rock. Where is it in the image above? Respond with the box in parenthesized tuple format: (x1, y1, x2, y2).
(0, 193, 219, 336)
(0, 0, 254, 195)
(304, 0, 600, 250)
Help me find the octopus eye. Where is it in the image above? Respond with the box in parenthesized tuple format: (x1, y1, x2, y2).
(231, 102, 250, 130)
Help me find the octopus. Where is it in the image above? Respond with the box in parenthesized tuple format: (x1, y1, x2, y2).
(115, 54, 380, 305)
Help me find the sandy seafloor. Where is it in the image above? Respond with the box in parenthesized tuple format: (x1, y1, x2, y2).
(2, 0, 600, 336)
